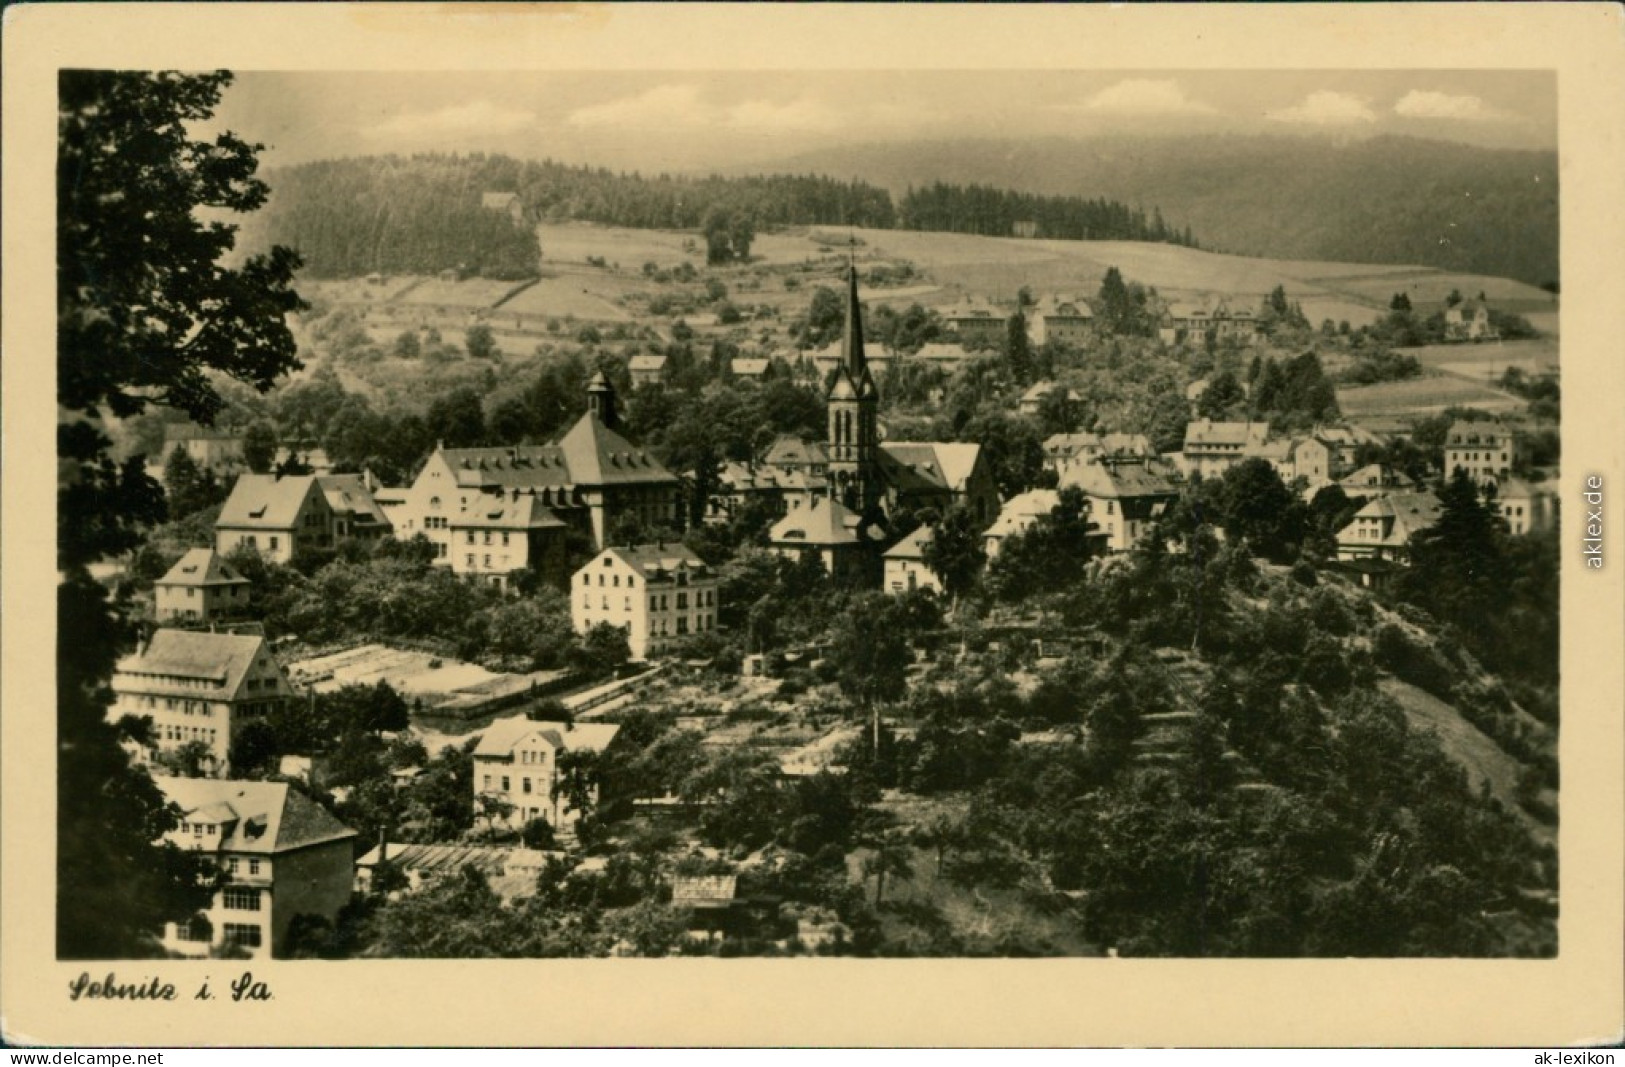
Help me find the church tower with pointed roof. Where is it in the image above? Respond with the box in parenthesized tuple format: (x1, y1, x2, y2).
(827, 259, 882, 515)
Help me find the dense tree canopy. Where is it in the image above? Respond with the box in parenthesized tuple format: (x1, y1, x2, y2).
(57, 70, 305, 957)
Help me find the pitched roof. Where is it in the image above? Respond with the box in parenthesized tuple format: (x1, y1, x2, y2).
(1063, 459, 1181, 501)
(154, 776, 356, 855)
(1184, 420, 1270, 449)
(771, 497, 861, 547)
(883, 524, 934, 560)
(985, 489, 1060, 539)
(911, 343, 972, 363)
(1044, 432, 1103, 457)
(763, 435, 828, 469)
(628, 353, 667, 372)
(357, 841, 525, 879)
(1446, 421, 1514, 447)
(116, 629, 270, 695)
(555, 411, 679, 487)
(435, 419, 675, 494)
(1099, 433, 1154, 457)
(601, 543, 708, 581)
(156, 548, 250, 589)
(879, 442, 983, 494)
(730, 357, 770, 377)
(473, 717, 621, 759)
(451, 493, 568, 531)
(1033, 295, 1092, 318)
(217, 474, 322, 529)
(1339, 491, 1444, 548)
(317, 474, 390, 527)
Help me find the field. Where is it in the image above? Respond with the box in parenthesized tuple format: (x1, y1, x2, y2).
(295, 221, 1556, 370)
(1402, 337, 1560, 374)
(1336, 373, 1524, 419)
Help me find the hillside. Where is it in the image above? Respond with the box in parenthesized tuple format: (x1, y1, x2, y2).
(744, 134, 1559, 290)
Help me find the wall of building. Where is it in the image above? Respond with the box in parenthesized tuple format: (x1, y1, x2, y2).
(268, 841, 355, 958)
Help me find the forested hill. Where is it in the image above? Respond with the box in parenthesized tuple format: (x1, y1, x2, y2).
(750, 134, 1559, 289)
(245, 153, 1197, 279)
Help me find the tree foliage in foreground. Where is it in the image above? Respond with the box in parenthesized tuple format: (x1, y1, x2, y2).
(57, 69, 304, 957)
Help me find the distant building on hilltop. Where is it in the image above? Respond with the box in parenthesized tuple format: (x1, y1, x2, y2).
(1027, 296, 1095, 347)
(163, 424, 245, 477)
(1443, 299, 1495, 342)
(480, 191, 526, 227)
(940, 298, 1008, 349)
(1159, 300, 1259, 346)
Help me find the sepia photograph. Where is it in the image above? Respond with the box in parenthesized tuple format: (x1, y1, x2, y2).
(7, 1, 1624, 1049)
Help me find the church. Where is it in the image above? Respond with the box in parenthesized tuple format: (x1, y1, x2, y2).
(766, 264, 1000, 578)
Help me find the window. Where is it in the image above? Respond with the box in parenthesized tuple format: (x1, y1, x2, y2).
(223, 924, 262, 949)
(484, 532, 492, 546)
(467, 532, 476, 545)
(467, 555, 476, 567)
(483, 775, 492, 789)
(228, 857, 240, 874)
(269, 536, 279, 551)
(523, 778, 532, 794)
(501, 776, 510, 792)
(502, 533, 510, 547)
(248, 859, 261, 876)
(483, 555, 491, 567)
(223, 887, 261, 911)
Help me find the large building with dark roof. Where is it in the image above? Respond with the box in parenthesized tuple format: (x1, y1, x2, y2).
(393, 374, 681, 578)
(153, 776, 356, 959)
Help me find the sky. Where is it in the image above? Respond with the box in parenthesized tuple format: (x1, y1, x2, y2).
(208, 70, 1558, 176)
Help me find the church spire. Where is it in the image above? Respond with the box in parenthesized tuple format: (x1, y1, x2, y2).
(840, 242, 867, 383)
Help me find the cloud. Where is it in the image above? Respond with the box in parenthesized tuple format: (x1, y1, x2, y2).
(567, 84, 843, 133)
(1394, 90, 1506, 122)
(1077, 78, 1216, 116)
(363, 100, 536, 141)
(1266, 90, 1378, 126)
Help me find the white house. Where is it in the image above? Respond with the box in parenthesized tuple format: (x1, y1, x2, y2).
(215, 474, 335, 564)
(472, 718, 621, 834)
(882, 525, 942, 595)
(154, 776, 356, 959)
(154, 548, 251, 624)
(571, 543, 718, 661)
(982, 489, 1061, 559)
